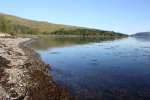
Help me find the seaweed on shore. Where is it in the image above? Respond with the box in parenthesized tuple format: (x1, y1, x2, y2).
(20, 40, 75, 99)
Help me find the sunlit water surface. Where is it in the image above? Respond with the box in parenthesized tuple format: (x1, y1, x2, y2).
(29, 37, 150, 99)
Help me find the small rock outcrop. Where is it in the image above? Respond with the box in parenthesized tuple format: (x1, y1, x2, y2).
(0, 33, 11, 37)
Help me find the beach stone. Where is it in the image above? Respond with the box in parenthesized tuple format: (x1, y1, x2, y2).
(0, 37, 73, 99)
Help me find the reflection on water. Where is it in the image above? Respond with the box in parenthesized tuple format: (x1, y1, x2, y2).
(29, 37, 150, 99)
(134, 36, 150, 42)
(29, 37, 122, 50)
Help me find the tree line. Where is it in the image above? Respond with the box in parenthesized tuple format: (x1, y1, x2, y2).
(44, 28, 127, 37)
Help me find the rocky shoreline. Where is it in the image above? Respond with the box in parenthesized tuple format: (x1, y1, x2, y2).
(0, 37, 73, 99)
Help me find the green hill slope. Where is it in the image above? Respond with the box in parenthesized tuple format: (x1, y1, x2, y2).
(0, 12, 127, 37)
(0, 13, 78, 31)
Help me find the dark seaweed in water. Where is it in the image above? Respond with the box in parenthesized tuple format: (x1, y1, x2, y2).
(20, 42, 74, 99)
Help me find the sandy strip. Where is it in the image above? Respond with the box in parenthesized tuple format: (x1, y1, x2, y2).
(0, 37, 30, 66)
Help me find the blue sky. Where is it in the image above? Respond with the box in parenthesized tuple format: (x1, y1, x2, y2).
(0, 0, 150, 35)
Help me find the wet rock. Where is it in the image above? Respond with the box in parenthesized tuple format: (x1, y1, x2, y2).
(0, 56, 10, 68)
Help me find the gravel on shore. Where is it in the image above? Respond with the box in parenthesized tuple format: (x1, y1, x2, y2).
(0, 37, 74, 100)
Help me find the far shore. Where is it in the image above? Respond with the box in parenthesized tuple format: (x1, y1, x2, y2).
(16, 34, 128, 38)
(0, 36, 73, 99)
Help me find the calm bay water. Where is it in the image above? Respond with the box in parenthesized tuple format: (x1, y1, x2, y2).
(29, 37, 150, 99)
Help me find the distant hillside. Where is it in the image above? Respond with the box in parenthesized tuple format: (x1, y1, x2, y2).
(132, 32, 150, 37)
(0, 12, 127, 37)
(0, 13, 78, 31)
